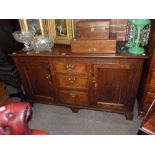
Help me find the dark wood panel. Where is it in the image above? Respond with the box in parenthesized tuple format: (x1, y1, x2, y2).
(148, 70, 155, 92)
(142, 92, 155, 111)
(93, 63, 135, 111)
(15, 58, 55, 103)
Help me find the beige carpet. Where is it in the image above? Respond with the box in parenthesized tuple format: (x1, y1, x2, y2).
(7, 85, 143, 135)
(29, 103, 143, 135)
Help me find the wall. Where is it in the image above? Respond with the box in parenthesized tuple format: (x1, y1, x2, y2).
(110, 19, 127, 41)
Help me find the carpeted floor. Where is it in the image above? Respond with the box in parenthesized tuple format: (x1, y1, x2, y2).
(7, 85, 143, 135)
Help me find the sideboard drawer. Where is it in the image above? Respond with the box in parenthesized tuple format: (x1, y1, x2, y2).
(54, 62, 88, 74)
(56, 75, 88, 89)
(58, 90, 88, 106)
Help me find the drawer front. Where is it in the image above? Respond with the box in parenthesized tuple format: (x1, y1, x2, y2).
(58, 90, 88, 106)
(76, 21, 110, 40)
(56, 75, 88, 89)
(54, 62, 88, 74)
(148, 71, 155, 92)
(143, 92, 155, 110)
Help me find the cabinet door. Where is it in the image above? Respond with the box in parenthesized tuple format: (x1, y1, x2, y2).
(93, 63, 135, 110)
(17, 60, 55, 103)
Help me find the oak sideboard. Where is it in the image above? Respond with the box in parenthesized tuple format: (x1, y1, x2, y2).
(12, 44, 147, 120)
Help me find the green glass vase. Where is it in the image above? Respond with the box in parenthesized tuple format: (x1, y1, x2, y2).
(128, 19, 151, 55)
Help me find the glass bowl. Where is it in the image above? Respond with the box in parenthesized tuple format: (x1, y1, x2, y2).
(12, 31, 35, 51)
(30, 35, 54, 53)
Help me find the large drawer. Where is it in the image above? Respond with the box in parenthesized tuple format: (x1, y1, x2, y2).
(58, 90, 88, 106)
(53, 62, 88, 74)
(143, 92, 155, 110)
(55, 75, 88, 89)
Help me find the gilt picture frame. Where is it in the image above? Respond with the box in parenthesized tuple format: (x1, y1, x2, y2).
(19, 19, 48, 35)
(19, 19, 74, 45)
(47, 19, 74, 45)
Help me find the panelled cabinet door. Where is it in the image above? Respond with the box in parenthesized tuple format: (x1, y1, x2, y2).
(92, 63, 136, 111)
(16, 59, 55, 103)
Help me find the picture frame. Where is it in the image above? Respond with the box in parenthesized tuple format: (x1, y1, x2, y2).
(47, 19, 74, 45)
(19, 19, 48, 35)
(19, 19, 74, 45)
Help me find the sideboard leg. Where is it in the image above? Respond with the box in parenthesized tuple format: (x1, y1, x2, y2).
(70, 108, 79, 113)
(125, 112, 133, 120)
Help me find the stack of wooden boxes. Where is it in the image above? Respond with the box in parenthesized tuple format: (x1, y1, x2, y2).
(71, 20, 116, 53)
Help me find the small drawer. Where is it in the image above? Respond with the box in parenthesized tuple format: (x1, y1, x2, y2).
(143, 92, 155, 110)
(58, 90, 88, 106)
(54, 62, 88, 74)
(56, 75, 88, 89)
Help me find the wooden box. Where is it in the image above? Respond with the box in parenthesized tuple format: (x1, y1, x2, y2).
(75, 20, 110, 40)
(71, 39, 116, 53)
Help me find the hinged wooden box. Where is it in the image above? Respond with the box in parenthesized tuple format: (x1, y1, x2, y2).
(71, 39, 116, 53)
(75, 20, 110, 40)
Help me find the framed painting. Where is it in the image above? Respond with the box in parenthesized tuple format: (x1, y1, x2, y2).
(19, 19, 74, 44)
(19, 19, 47, 35)
(47, 19, 74, 45)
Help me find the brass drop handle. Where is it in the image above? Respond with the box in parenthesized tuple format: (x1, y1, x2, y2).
(69, 93, 76, 98)
(90, 27, 95, 32)
(68, 76, 76, 83)
(92, 77, 98, 88)
(66, 64, 74, 71)
(46, 74, 51, 79)
(88, 48, 96, 52)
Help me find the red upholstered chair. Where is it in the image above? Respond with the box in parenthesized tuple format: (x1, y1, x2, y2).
(0, 102, 48, 135)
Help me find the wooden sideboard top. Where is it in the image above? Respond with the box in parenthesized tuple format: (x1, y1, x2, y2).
(11, 42, 148, 59)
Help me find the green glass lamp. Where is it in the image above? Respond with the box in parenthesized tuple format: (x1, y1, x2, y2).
(128, 19, 151, 54)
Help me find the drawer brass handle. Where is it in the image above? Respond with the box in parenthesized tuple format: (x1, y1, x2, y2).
(90, 27, 95, 32)
(69, 93, 76, 98)
(46, 74, 51, 79)
(66, 64, 74, 71)
(68, 76, 76, 83)
(88, 48, 96, 52)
